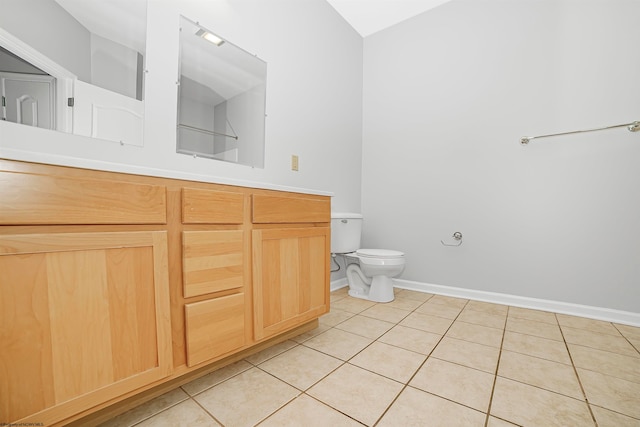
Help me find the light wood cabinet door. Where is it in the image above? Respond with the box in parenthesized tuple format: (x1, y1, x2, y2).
(0, 231, 172, 425)
(252, 227, 330, 340)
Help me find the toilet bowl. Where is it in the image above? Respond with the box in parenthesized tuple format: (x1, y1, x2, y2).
(345, 249, 405, 303)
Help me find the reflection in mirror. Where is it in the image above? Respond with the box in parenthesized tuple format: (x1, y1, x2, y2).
(0, 47, 55, 130)
(0, 0, 146, 146)
(177, 16, 267, 168)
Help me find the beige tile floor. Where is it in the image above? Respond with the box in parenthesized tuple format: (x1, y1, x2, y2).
(100, 288, 640, 427)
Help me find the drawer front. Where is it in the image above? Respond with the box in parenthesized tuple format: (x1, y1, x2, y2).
(185, 293, 245, 367)
(0, 171, 166, 225)
(182, 187, 244, 224)
(252, 194, 330, 223)
(182, 230, 245, 298)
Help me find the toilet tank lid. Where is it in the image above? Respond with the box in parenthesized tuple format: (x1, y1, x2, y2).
(331, 212, 363, 219)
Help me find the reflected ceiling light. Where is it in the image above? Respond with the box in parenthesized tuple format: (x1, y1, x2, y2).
(195, 29, 225, 46)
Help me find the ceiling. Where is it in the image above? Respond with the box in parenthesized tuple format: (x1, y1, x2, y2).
(52, 0, 451, 53)
(326, 0, 452, 37)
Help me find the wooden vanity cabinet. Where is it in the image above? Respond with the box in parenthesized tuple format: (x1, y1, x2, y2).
(0, 161, 330, 425)
(252, 194, 331, 340)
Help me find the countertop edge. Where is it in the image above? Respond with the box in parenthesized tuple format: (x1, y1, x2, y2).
(0, 150, 334, 197)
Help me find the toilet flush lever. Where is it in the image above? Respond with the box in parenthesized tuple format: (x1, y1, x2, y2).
(441, 232, 463, 247)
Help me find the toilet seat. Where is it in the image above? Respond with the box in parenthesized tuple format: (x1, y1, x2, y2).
(356, 249, 404, 258)
(353, 249, 405, 266)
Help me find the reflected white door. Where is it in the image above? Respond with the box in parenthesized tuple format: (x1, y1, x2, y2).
(73, 79, 144, 146)
(1, 72, 55, 129)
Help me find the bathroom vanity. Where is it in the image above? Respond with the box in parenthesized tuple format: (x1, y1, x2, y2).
(0, 159, 331, 426)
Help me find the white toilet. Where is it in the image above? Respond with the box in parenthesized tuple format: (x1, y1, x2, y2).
(331, 213, 405, 303)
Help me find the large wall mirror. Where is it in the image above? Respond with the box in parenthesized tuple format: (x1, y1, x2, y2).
(177, 16, 267, 168)
(0, 0, 146, 146)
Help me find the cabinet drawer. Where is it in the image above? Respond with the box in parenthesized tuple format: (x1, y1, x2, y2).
(185, 293, 245, 367)
(182, 187, 244, 224)
(252, 194, 330, 223)
(182, 230, 245, 298)
(0, 172, 166, 225)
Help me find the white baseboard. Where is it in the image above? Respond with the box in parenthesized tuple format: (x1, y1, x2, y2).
(331, 277, 640, 326)
(392, 279, 640, 327)
(330, 278, 348, 292)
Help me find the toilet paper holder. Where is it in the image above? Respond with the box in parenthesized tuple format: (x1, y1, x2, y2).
(441, 232, 463, 247)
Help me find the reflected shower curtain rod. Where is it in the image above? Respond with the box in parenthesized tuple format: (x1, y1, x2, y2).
(520, 120, 640, 145)
(178, 123, 238, 140)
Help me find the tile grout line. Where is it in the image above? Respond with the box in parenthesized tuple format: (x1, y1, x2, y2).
(280, 298, 418, 426)
(368, 294, 446, 426)
(189, 395, 227, 427)
(194, 330, 353, 426)
(280, 293, 428, 427)
(555, 312, 599, 427)
(482, 305, 509, 427)
(371, 296, 470, 426)
(124, 392, 221, 427)
(182, 360, 292, 427)
(612, 323, 640, 355)
(298, 393, 368, 427)
(126, 394, 192, 427)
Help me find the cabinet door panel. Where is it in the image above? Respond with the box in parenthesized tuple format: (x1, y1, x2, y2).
(298, 234, 327, 314)
(183, 230, 245, 298)
(185, 293, 245, 367)
(0, 232, 172, 425)
(0, 252, 55, 421)
(253, 227, 329, 340)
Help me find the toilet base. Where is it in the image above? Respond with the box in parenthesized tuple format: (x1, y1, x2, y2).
(347, 274, 395, 303)
(368, 275, 395, 303)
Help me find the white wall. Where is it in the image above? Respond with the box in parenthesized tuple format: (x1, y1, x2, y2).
(90, 33, 139, 99)
(362, 0, 640, 312)
(0, 0, 363, 212)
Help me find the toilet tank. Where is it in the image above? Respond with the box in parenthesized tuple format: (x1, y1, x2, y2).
(330, 212, 363, 253)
